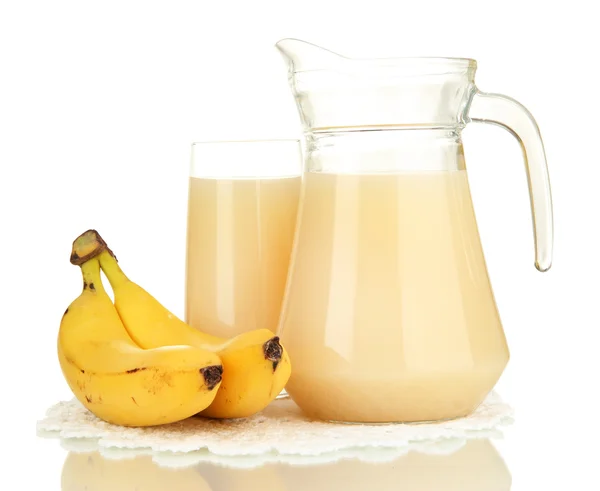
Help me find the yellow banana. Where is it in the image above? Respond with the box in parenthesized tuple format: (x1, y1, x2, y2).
(58, 253, 223, 427)
(71, 229, 291, 419)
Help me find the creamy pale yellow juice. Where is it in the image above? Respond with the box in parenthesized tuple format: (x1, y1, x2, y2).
(186, 176, 301, 338)
(279, 170, 509, 422)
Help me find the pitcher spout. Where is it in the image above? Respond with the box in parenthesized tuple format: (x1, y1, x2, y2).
(275, 38, 343, 73)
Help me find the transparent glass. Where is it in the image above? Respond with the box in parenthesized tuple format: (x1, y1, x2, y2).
(276, 39, 553, 423)
(185, 140, 303, 339)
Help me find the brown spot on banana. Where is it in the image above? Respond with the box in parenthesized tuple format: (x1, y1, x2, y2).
(85, 395, 92, 403)
(89, 282, 95, 291)
(131, 396, 138, 406)
(160, 372, 175, 387)
(200, 365, 223, 390)
(63, 357, 172, 379)
(263, 336, 283, 372)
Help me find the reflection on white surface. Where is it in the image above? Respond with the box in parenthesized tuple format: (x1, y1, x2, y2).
(61, 452, 212, 491)
(61, 438, 511, 491)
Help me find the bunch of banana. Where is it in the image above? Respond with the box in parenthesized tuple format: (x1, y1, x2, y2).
(58, 254, 223, 427)
(60, 229, 291, 425)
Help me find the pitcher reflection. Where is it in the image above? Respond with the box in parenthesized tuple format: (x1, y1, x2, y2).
(274, 439, 511, 491)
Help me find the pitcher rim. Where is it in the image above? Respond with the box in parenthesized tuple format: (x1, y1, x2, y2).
(276, 38, 477, 73)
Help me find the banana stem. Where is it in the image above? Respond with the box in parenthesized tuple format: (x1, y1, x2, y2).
(80, 259, 106, 294)
(70, 229, 114, 265)
(70, 230, 127, 290)
(98, 250, 129, 289)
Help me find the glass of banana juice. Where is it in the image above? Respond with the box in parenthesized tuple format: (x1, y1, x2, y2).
(185, 140, 303, 340)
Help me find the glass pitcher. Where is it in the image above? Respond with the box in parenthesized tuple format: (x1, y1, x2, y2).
(275, 39, 553, 423)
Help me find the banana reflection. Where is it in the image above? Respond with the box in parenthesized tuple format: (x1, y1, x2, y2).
(62, 439, 511, 491)
(61, 453, 212, 491)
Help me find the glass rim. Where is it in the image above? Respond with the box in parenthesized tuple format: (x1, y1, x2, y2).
(190, 138, 302, 179)
(332, 55, 477, 68)
(192, 138, 301, 146)
(294, 57, 477, 74)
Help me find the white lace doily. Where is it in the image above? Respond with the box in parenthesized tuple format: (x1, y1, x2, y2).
(37, 392, 513, 469)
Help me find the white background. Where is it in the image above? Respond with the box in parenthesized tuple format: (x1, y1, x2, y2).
(1, 0, 599, 489)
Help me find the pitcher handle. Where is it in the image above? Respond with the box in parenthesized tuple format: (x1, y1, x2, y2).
(466, 90, 554, 272)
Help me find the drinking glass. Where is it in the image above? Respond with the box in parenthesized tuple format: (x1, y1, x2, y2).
(185, 140, 302, 342)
